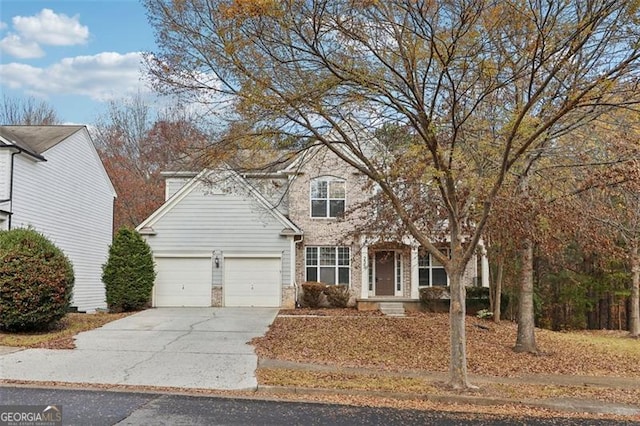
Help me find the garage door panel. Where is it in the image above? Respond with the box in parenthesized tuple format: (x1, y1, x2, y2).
(154, 257, 212, 307)
(225, 257, 281, 307)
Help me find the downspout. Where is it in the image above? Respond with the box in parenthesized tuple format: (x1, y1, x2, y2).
(7, 151, 18, 230)
(0, 151, 19, 230)
(0, 145, 45, 230)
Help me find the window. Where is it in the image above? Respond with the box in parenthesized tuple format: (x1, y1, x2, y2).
(418, 250, 449, 287)
(310, 177, 345, 218)
(396, 252, 402, 292)
(368, 255, 373, 291)
(306, 246, 350, 285)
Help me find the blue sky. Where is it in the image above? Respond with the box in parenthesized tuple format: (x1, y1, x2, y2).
(0, 0, 157, 124)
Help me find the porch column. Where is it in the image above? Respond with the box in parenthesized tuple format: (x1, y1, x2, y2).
(410, 246, 419, 299)
(482, 251, 490, 288)
(360, 243, 369, 299)
(479, 240, 490, 288)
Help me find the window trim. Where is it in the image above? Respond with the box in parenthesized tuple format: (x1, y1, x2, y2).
(418, 249, 449, 287)
(305, 246, 350, 286)
(309, 176, 346, 219)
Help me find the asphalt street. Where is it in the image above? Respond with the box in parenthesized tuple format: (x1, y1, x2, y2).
(1, 386, 635, 426)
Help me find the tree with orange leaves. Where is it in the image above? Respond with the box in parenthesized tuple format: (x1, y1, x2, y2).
(144, 0, 640, 388)
(93, 95, 207, 230)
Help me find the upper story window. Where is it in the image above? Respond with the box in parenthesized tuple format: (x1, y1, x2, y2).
(310, 177, 345, 218)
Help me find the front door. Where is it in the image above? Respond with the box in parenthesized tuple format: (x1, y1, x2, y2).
(375, 251, 395, 296)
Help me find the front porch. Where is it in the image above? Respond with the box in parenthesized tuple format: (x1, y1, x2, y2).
(357, 237, 489, 304)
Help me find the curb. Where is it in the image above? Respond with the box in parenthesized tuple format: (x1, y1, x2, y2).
(0, 346, 23, 355)
(256, 385, 640, 417)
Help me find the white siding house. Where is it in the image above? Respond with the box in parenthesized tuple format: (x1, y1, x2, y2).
(137, 168, 302, 308)
(0, 126, 116, 312)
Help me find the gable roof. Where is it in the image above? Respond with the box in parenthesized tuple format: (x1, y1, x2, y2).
(137, 166, 302, 235)
(0, 125, 117, 198)
(0, 125, 85, 160)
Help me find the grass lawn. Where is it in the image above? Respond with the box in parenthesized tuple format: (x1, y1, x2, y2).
(0, 312, 130, 349)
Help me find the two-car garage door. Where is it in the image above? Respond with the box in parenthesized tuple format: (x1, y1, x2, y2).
(153, 256, 281, 307)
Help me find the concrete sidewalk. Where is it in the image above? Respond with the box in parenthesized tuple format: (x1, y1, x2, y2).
(0, 308, 278, 390)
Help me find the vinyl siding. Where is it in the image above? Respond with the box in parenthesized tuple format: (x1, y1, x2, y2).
(146, 180, 293, 287)
(0, 150, 11, 230)
(0, 150, 11, 205)
(165, 177, 191, 200)
(245, 176, 290, 216)
(10, 129, 115, 311)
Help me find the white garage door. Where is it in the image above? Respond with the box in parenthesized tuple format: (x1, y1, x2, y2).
(224, 257, 281, 307)
(154, 257, 212, 307)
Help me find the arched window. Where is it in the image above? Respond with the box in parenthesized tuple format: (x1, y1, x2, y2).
(310, 176, 345, 218)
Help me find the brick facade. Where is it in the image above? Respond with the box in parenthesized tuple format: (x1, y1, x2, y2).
(288, 148, 370, 304)
(286, 146, 480, 306)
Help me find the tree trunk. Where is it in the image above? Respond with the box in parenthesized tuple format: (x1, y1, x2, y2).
(587, 286, 597, 329)
(515, 239, 538, 353)
(448, 267, 471, 389)
(630, 242, 639, 338)
(493, 256, 503, 323)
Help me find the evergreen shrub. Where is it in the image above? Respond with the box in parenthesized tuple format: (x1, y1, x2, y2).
(102, 228, 155, 312)
(0, 228, 74, 331)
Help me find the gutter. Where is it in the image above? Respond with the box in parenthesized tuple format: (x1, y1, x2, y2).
(0, 144, 47, 162)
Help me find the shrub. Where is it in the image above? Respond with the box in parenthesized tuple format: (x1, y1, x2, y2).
(476, 309, 494, 319)
(301, 281, 326, 308)
(0, 228, 74, 331)
(102, 228, 155, 312)
(419, 286, 450, 302)
(419, 286, 450, 312)
(466, 286, 491, 300)
(324, 284, 350, 308)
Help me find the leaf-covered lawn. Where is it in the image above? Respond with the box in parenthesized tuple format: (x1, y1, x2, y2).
(0, 312, 131, 349)
(253, 311, 640, 378)
(256, 368, 640, 406)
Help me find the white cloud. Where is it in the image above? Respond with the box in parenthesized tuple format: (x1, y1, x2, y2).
(0, 9, 89, 59)
(13, 9, 89, 46)
(0, 52, 151, 101)
(0, 34, 44, 58)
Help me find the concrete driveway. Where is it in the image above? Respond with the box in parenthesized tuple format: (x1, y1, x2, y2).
(0, 308, 278, 390)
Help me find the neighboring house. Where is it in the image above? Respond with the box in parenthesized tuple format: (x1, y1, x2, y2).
(137, 144, 489, 309)
(0, 126, 116, 312)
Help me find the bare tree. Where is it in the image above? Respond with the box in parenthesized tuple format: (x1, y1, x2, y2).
(92, 94, 207, 230)
(144, 0, 640, 388)
(0, 95, 59, 125)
